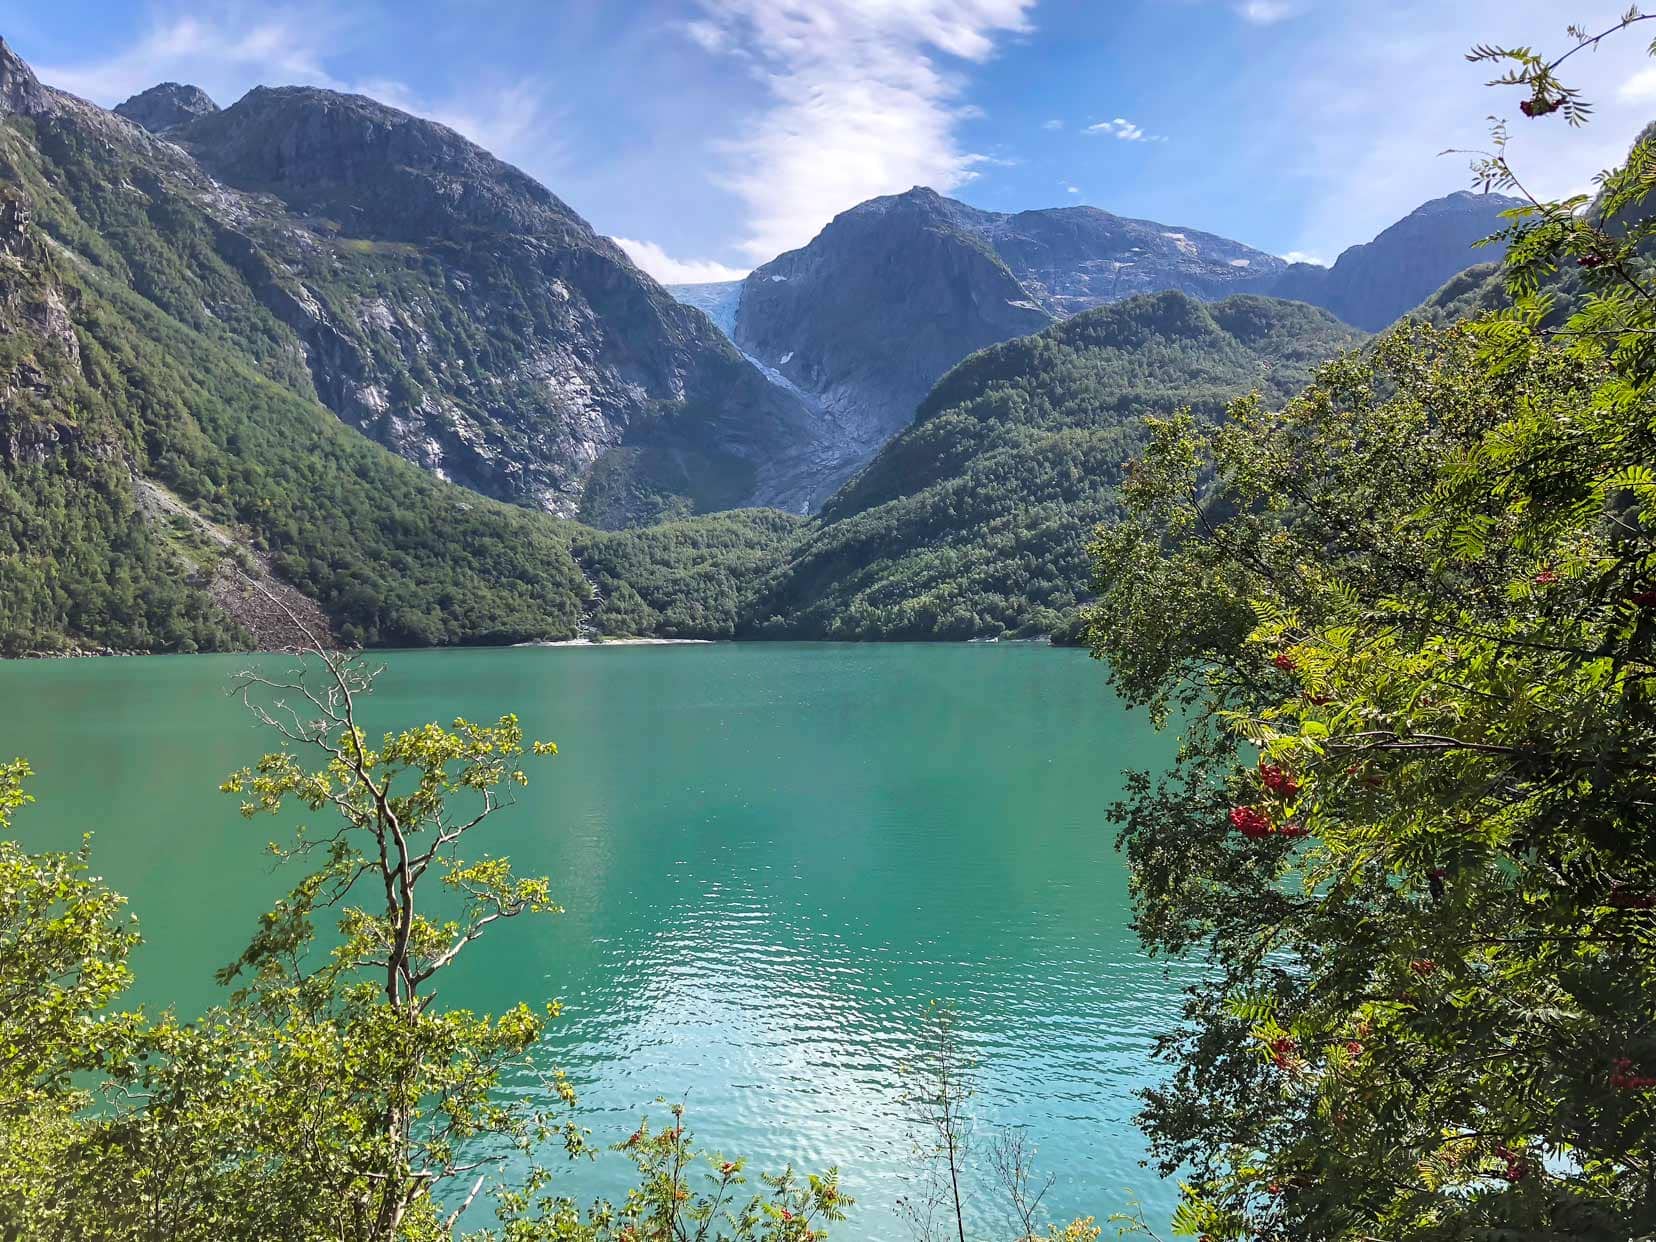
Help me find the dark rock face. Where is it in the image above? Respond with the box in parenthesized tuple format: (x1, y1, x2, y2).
(736, 189, 1051, 483)
(114, 82, 219, 133)
(176, 86, 587, 243)
(0, 35, 49, 116)
(979, 202, 1286, 315)
(731, 187, 1285, 486)
(1268, 191, 1521, 331)
(720, 186, 1516, 485)
(79, 79, 833, 523)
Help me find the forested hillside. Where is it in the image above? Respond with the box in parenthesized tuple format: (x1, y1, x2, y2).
(737, 293, 1364, 640)
(0, 45, 591, 653)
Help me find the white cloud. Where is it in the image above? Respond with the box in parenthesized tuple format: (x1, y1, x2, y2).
(680, 20, 729, 54)
(1237, 1, 1295, 23)
(686, 0, 1036, 261)
(35, 4, 568, 187)
(38, 7, 341, 104)
(1043, 118, 1064, 130)
(1274, 0, 1652, 265)
(1281, 250, 1328, 266)
(613, 237, 748, 284)
(1065, 183, 1081, 194)
(1618, 65, 1656, 103)
(1087, 117, 1163, 142)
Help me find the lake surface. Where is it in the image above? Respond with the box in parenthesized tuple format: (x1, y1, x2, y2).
(0, 643, 1195, 1237)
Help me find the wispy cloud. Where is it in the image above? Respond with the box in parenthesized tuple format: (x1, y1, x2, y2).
(1042, 117, 1064, 130)
(683, 0, 1036, 261)
(1236, 1, 1296, 24)
(38, 6, 341, 104)
(1064, 183, 1081, 194)
(1618, 65, 1656, 103)
(1086, 117, 1164, 143)
(1281, 250, 1327, 266)
(613, 237, 748, 284)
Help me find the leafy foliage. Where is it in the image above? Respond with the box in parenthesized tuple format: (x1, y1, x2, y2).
(0, 659, 851, 1240)
(1089, 22, 1656, 1234)
(0, 759, 140, 1226)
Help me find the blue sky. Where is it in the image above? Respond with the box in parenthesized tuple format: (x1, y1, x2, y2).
(5, 1, 1656, 281)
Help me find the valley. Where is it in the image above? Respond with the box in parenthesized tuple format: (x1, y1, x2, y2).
(3, 8, 1654, 1242)
(0, 32, 1516, 658)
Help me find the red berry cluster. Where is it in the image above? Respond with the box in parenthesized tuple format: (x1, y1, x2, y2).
(1410, 959, 1437, 977)
(1495, 1145, 1527, 1182)
(1629, 589, 1656, 607)
(1270, 1036, 1297, 1068)
(1272, 651, 1297, 672)
(1534, 568, 1557, 585)
(1612, 1059, 1656, 1090)
(1259, 762, 1299, 798)
(1230, 806, 1309, 840)
(1345, 1040, 1364, 1057)
(1608, 886, 1656, 909)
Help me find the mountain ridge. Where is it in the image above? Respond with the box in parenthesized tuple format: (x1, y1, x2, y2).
(670, 184, 1518, 493)
(0, 43, 840, 528)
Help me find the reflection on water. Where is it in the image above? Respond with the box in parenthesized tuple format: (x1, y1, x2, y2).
(0, 643, 1197, 1238)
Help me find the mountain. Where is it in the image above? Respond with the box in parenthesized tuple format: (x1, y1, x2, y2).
(1269, 191, 1521, 331)
(582, 292, 1362, 642)
(684, 187, 1515, 494)
(725, 188, 1287, 491)
(0, 35, 605, 653)
(87, 70, 830, 527)
(112, 81, 218, 132)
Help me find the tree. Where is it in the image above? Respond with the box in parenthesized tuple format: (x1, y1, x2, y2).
(0, 636, 851, 1241)
(898, 1003, 1101, 1242)
(1087, 16, 1656, 1239)
(0, 758, 140, 1227)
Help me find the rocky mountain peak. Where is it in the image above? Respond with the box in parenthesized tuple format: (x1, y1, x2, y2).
(114, 81, 219, 133)
(170, 84, 591, 243)
(0, 35, 50, 117)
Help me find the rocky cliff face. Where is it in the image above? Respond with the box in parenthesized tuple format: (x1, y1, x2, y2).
(704, 186, 1515, 488)
(114, 82, 219, 132)
(978, 201, 1287, 314)
(153, 84, 832, 524)
(8, 49, 831, 526)
(735, 189, 1053, 489)
(1269, 191, 1521, 331)
(0, 35, 50, 116)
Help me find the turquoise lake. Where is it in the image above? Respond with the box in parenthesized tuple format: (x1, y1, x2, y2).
(0, 642, 1197, 1238)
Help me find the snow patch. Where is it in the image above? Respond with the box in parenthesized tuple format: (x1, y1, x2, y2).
(1161, 231, 1197, 256)
(1229, 258, 1251, 267)
(779, 351, 794, 365)
(770, 274, 788, 282)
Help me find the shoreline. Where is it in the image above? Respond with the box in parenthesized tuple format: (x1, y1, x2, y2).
(512, 637, 714, 648)
(7, 634, 1067, 662)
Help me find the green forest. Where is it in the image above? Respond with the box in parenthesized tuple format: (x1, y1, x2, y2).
(738, 294, 1362, 641)
(0, 109, 594, 654)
